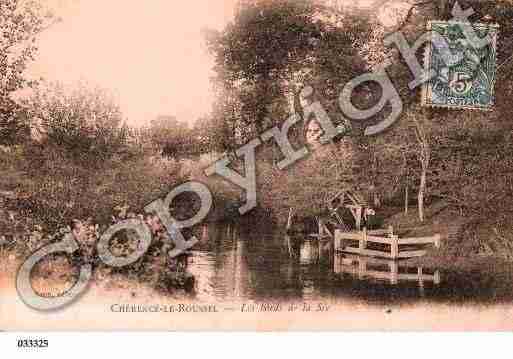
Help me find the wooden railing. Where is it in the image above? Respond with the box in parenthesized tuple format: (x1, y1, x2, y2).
(334, 227, 441, 259)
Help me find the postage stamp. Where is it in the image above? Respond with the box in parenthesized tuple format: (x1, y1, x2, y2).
(421, 21, 499, 110)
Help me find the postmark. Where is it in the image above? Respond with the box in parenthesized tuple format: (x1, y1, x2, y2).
(422, 21, 499, 110)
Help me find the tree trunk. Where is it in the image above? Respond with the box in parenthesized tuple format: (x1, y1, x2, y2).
(371, 153, 381, 208)
(413, 117, 430, 223)
(286, 208, 294, 232)
(418, 169, 426, 222)
(293, 88, 308, 146)
(404, 184, 409, 214)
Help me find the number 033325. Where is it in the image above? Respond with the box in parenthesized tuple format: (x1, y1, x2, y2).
(17, 338, 49, 348)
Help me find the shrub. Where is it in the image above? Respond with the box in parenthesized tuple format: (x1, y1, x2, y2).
(24, 82, 129, 164)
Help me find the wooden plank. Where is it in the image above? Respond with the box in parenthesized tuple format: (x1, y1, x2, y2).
(397, 235, 440, 245)
(336, 265, 440, 283)
(309, 234, 331, 239)
(365, 235, 392, 245)
(334, 266, 359, 275)
(337, 232, 391, 244)
(340, 254, 395, 266)
(340, 233, 397, 245)
(341, 234, 441, 246)
(340, 246, 361, 254)
(342, 247, 393, 259)
(340, 245, 429, 259)
(365, 270, 393, 281)
(397, 273, 437, 282)
(367, 229, 390, 236)
(337, 232, 364, 241)
(397, 250, 427, 258)
(349, 270, 440, 283)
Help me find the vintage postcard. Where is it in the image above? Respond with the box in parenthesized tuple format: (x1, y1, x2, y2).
(421, 20, 499, 110)
(1, 0, 513, 335)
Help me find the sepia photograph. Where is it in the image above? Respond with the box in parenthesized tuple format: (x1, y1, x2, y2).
(1, 0, 513, 333)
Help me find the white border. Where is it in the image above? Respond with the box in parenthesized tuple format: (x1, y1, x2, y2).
(1, 333, 513, 359)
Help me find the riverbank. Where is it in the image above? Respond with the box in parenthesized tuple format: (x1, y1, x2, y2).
(279, 199, 513, 274)
(382, 202, 513, 269)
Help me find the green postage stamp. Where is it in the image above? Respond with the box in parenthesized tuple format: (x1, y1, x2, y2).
(422, 21, 499, 110)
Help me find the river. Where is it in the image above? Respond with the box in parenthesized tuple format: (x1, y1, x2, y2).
(2, 222, 513, 330)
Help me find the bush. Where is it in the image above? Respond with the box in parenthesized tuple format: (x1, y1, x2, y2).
(25, 82, 129, 164)
(13, 145, 185, 231)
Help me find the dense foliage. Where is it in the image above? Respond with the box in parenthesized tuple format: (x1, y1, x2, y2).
(0, 0, 54, 145)
(204, 0, 513, 256)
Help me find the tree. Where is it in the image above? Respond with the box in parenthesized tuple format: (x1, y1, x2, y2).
(205, 0, 369, 146)
(412, 115, 430, 222)
(192, 115, 229, 153)
(149, 115, 186, 155)
(0, 0, 54, 145)
(357, 0, 513, 223)
(149, 115, 213, 158)
(25, 82, 129, 163)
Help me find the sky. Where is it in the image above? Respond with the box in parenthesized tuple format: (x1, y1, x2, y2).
(30, 0, 238, 127)
(29, 0, 394, 127)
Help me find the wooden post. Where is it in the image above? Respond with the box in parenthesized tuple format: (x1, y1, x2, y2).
(391, 235, 399, 259)
(334, 253, 340, 274)
(388, 225, 394, 237)
(317, 217, 323, 238)
(389, 261, 399, 285)
(355, 206, 362, 231)
(434, 270, 441, 285)
(418, 267, 425, 296)
(359, 227, 367, 254)
(434, 234, 441, 249)
(202, 225, 208, 242)
(358, 258, 367, 280)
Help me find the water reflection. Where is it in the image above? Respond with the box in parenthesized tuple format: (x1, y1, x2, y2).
(334, 254, 440, 297)
(181, 223, 513, 305)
